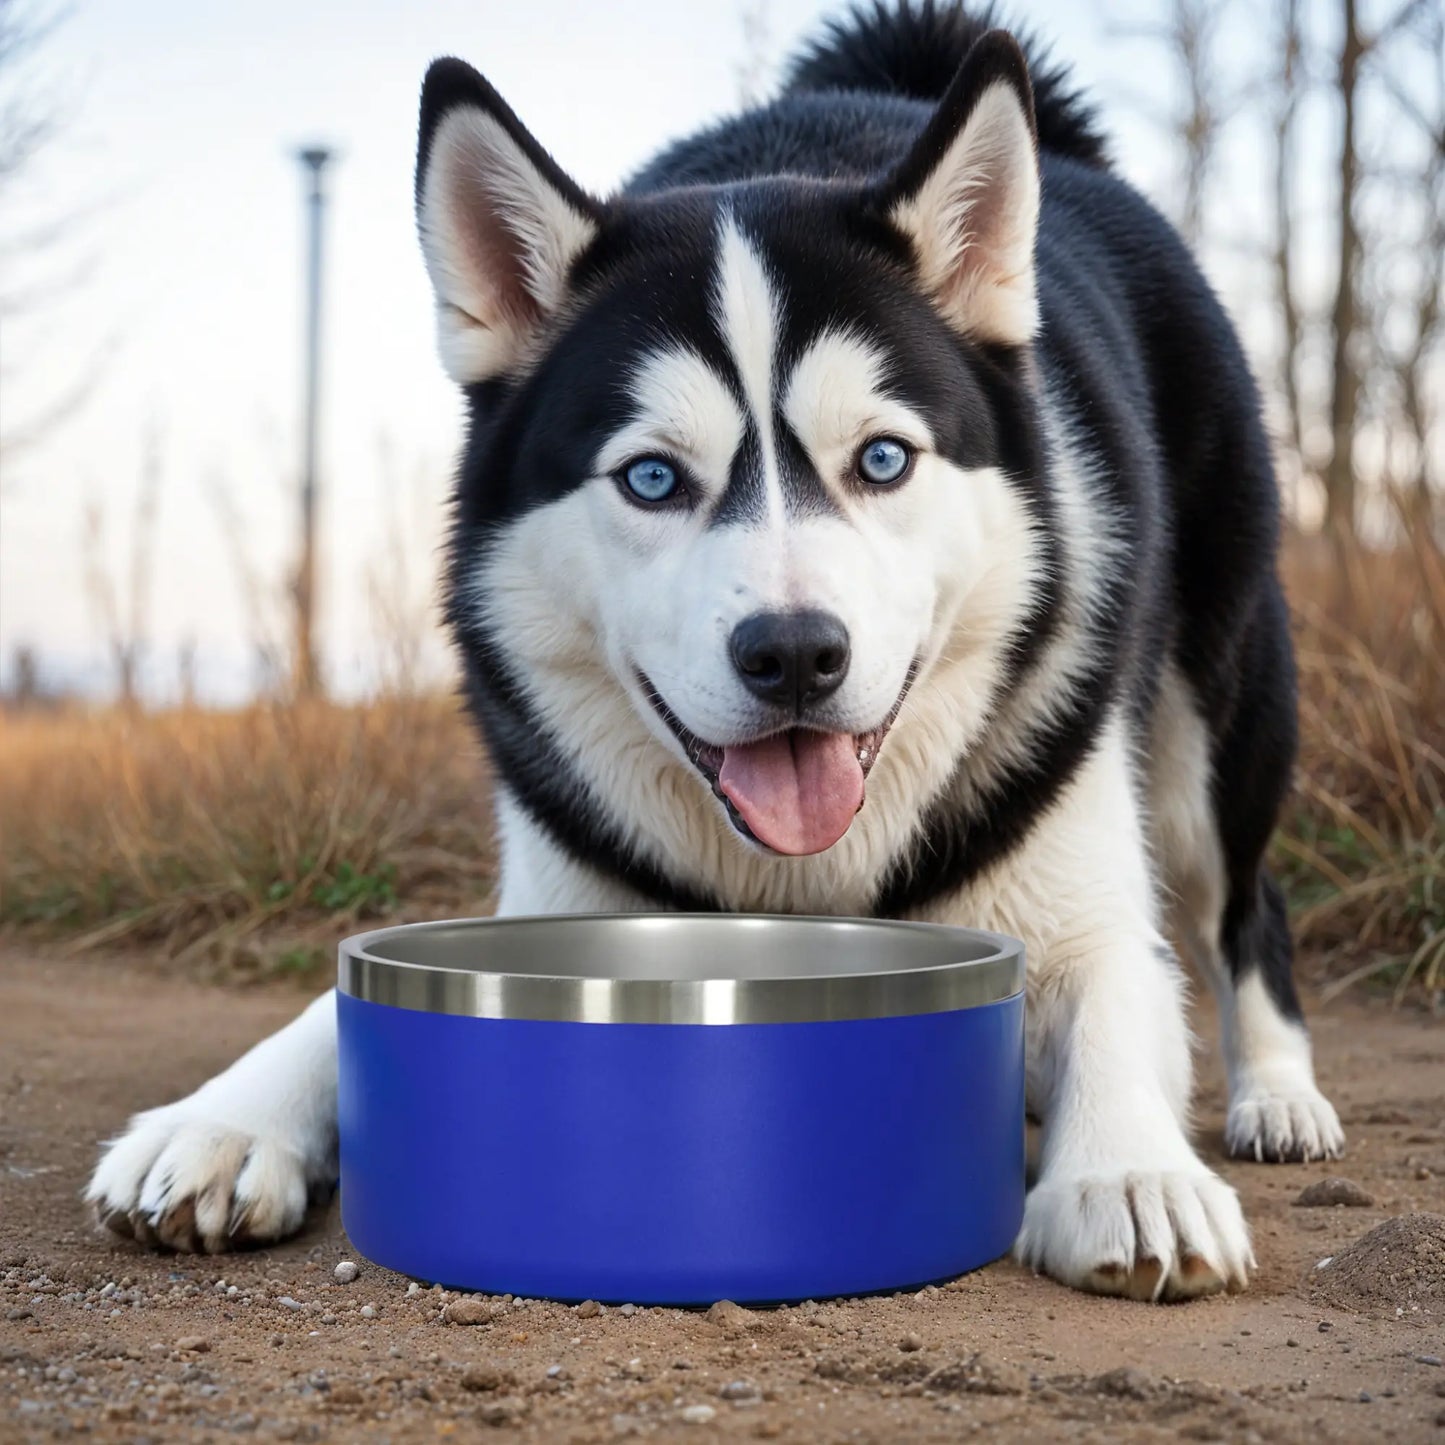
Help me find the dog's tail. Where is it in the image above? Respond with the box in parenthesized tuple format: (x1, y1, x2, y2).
(781, 0, 1109, 169)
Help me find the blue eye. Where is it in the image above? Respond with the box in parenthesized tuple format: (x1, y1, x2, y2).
(623, 457, 680, 503)
(858, 437, 912, 485)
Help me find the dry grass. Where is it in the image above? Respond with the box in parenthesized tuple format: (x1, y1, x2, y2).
(0, 695, 494, 974)
(1278, 528, 1445, 1004)
(2, 526, 1440, 1001)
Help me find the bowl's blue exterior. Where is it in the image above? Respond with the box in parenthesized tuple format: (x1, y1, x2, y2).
(337, 991, 1024, 1303)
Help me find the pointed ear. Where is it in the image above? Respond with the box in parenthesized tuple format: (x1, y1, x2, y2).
(875, 32, 1040, 347)
(415, 59, 603, 384)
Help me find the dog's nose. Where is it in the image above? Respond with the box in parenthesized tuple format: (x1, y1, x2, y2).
(730, 610, 851, 710)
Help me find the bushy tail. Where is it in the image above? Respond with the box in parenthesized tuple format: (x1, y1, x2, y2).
(782, 0, 1109, 169)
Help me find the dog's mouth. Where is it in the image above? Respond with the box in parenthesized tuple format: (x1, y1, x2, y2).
(640, 670, 915, 856)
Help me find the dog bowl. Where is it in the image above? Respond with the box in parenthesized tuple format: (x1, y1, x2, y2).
(337, 914, 1024, 1304)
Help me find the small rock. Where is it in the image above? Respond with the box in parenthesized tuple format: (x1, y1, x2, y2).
(175, 1336, 210, 1353)
(319, 1313, 337, 1325)
(719, 1380, 761, 1402)
(1417, 1166, 1434, 1181)
(1318, 1321, 1333, 1332)
(460, 1364, 510, 1393)
(1293, 1178, 1374, 1208)
(928, 1353, 1028, 1397)
(406, 1282, 420, 1296)
(1090, 1367, 1155, 1401)
(899, 1333, 924, 1353)
(546, 1364, 566, 1379)
(576, 1299, 601, 1318)
(444, 1297, 494, 1326)
(477, 1398, 524, 1427)
(705, 1299, 752, 1332)
(619, 1302, 637, 1317)
(1359, 1390, 1373, 1403)
(275, 1297, 303, 1311)
(672, 1358, 694, 1370)
(359, 1305, 376, 1320)
(1417, 1354, 1443, 1366)
(333, 1262, 358, 1284)
(1287, 1338, 1299, 1348)
(680, 1404, 717, 1424)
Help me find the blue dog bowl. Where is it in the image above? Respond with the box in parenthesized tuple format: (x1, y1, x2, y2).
(337, 914, 1024, 1304)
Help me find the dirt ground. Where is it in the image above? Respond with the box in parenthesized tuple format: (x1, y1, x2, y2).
(3, 952, 1444, 1444)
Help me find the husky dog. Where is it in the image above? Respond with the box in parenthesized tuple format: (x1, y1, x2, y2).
(88, 1, 1343, 1300)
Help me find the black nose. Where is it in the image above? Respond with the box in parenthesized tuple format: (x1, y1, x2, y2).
(730, 610, 851, 710)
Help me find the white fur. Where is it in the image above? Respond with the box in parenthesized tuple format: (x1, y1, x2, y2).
(712, 214, 785, 529)
(596, 345, 745, 501)
(890, 80, 1041, 345)
(85, 991, 338, 1252)
(936, 402, 1124, 820)
(1222, 974, 1343, 1161)
(782, 328, 933, 504)
(920, 723, 1253, 1300)
(1151, 665, 1343, 1162)
(418, 107, 597, 382)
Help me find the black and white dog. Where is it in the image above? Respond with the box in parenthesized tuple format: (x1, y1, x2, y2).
(88, 1, 1342, 1300)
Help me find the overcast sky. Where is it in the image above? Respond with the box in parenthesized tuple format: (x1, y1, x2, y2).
(0, 0, 1275, 701)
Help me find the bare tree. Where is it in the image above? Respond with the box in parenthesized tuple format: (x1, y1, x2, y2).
(1322, 0, 1365, 536)
(0, 0, 67, 488)
(1380, 6, 1445, 527)
(0, 0, 59, 194)
(177, 636, 198, 709)
(1106, 0, 1235, 250)
(1123, 0, 1443, 538)
(1271, 0, 1307, 466)
(204, 468, 288, 700)
(81, 426, 163, 708)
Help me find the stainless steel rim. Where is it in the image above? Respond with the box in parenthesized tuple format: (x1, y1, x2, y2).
(338, 915, 1024, 1024)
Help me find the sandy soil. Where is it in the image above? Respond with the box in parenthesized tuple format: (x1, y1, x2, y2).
(3, 952, 1444, 1443)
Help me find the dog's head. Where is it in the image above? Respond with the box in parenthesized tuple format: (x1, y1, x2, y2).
(419, 33, 1047, 867)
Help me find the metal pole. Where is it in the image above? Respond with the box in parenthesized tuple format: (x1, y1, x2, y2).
(295, 146, 332, 698)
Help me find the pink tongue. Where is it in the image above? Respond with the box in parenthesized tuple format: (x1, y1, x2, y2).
(718, 731, 864, 856)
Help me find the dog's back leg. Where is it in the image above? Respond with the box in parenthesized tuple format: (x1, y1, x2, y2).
(1151, 611, 1343, 1163)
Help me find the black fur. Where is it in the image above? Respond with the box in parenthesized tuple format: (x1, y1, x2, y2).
(424, 3, 1302, 1025)
(782, 0, 1109, 168)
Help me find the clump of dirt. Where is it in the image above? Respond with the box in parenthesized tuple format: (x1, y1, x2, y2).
(1294, 1177, 1375, 1208)
(1309, 1212, 1445, 1316)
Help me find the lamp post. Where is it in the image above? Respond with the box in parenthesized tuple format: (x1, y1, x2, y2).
(294, 145, 332, 698)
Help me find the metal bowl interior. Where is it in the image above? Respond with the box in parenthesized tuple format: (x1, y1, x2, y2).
(339, 915, 1024, 1025)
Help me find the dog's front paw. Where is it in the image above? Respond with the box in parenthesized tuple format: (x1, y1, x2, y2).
(1015, 1167, 1253, 1301)
(1226, 1085, 1344, 1163)
(86, 1105, 322, 1253)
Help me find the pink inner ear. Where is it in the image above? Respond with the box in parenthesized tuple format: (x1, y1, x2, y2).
(446, 132, 543, 332)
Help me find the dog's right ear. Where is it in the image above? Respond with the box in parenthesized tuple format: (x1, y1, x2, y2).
(416, 59, 603, 385)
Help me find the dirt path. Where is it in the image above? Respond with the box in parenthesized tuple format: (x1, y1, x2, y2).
(3, 952, 1444, 1443)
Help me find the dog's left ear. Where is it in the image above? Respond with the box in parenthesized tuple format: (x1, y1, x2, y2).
(415, 59, 603, 384)
(873, 32, 1040, 347)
